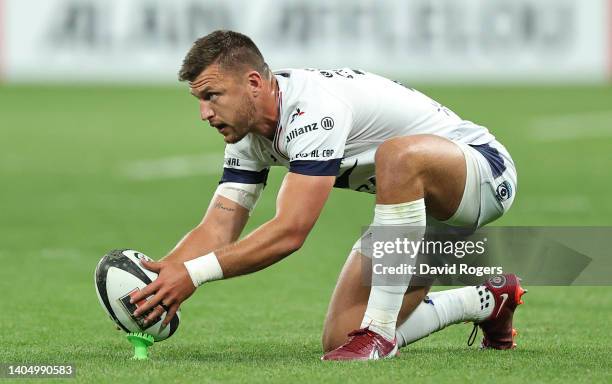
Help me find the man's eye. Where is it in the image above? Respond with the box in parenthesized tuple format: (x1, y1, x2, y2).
(204, 93, 218, 101)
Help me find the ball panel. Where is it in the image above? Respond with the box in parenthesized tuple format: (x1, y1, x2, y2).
(107, 267, 149, 333)
(167, 310, 180, 338)
(120, 250, 158, 282)
(94, 251, 131, 333)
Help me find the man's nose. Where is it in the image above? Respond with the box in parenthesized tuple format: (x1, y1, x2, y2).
(199, 100, 214, 121)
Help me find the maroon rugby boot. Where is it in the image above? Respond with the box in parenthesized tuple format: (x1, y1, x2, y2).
(469, 274, 527, 350)
(322, 327, 399, 361)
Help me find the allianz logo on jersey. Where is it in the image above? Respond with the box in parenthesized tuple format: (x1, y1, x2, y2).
(286, 117, 335, 143)
(286, 122, 318, 143)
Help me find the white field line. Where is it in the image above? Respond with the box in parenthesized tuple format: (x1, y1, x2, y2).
(529, 111, 612, 141)
(120, 153, 224, 181)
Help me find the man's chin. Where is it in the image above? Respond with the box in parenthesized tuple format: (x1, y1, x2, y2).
(223, 133, 247, 144)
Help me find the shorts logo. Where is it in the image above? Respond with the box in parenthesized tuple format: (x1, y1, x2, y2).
(496, 181, 512, 202)
(321, 117, 334, 130)
(488, 275, 506, 288)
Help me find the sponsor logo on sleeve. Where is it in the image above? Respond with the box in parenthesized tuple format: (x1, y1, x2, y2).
(225, 158, 241, 167)
(286, 122, 318, 143)
(293, 149, 335, 160)
(321, 117, 334, 130)
(290, 107, 305, 123)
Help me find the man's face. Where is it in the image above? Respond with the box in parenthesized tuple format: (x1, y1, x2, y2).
(190, 63, 257, 144)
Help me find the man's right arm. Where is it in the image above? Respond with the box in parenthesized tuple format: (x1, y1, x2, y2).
(161, 194, 250, 263)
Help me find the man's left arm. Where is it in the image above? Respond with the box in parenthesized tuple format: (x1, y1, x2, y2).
(131, 172, 335, 325)
(215, 172, 335, 277)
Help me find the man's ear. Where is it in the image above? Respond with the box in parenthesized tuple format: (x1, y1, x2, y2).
(246, 71, 264, 97)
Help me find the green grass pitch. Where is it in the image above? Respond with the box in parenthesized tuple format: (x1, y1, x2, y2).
(0, 84, 611, 383)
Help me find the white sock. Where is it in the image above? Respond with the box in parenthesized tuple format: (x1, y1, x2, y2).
(360, 199, 426, 341)
(395, 285, 494, 348)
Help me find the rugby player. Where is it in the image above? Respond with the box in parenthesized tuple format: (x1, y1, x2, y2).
(131, 30, 526, 360)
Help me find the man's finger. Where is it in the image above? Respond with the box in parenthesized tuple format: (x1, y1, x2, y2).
(133, 291, 164, 317)
(130, 280, 160, 304)
(140, 259, 162, 273)
(143, 305, 165, 326)
(162, 304, 180, 328)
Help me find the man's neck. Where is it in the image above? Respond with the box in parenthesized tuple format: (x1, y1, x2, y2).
(252, 75, 280, 141)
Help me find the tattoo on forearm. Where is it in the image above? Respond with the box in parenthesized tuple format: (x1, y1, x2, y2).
(214, 202, 236, 212)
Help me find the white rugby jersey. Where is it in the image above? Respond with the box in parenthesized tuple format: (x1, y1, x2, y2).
(220, 68, 497, 193)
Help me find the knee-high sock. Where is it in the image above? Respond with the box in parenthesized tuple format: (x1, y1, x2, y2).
(360, 198, 426, 341)
(395, 286, 494, 348)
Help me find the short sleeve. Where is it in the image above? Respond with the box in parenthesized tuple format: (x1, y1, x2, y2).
(220, 136, 270, 185)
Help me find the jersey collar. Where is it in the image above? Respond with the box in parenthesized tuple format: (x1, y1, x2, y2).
(272, 75, 290, 161)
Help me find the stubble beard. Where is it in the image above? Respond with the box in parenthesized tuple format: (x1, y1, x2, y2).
(226, 94, 257, 144)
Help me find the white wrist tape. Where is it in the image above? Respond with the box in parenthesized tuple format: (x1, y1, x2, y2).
(215, 182, 263, 213)
(183, 252, 224, 287)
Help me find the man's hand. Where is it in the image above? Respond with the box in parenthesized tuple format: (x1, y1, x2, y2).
(130, 259, 196, 328)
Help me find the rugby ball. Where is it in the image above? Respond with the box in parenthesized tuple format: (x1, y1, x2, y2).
(94, 249, 180, 341)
